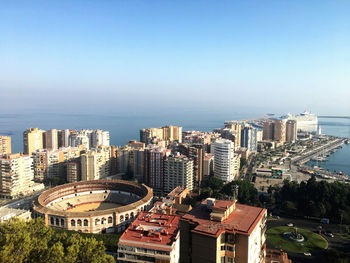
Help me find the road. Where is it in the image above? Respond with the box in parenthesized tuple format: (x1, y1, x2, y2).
(267, 216, 350, 263)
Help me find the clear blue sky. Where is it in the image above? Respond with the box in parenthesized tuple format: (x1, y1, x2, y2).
(1, 0, 349, 116)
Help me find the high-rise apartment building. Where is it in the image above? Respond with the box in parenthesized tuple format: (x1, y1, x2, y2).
(91, 130, 110, 148)
(32, 147, 81, 182)
(0, 136, 11, 155)
(70, 133, 90, 149)
(241, 126, 258, 153)
(203, 153, 214, 180)
(286, 120, 297, 142)
(67, 161, 80, 183)
(263, 121, 274, 141)
(224, 123, 242, 150)
(0, 153, 35, 198)
(213, 139, 236, 182)
(143, 145, 170, 194)
(180, 198, 267, 263)
(23, 128, 45, 155)
(263, 120, 286, 143)
(116, 141, 145, 179)
(274, 120, 286, 143)
(177, 143, 204, 186)
(81, 146, 111, 181)
(164, 155, 193, 193)
(58, 129, 70, 148)
(32, 149, 64, 181)
(45, 129, 58, 150)
(140, 125, 182, 145)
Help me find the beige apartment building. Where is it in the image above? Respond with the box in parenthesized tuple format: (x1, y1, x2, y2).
(0, 153, 35, 198)
(81, 146, 111, 181)
(181, 198, 267, 263)
(225, 123, 242, 150)
(164, 155, 194, 193)
(45, 129, 58, 150)
(32, 147, 82, 182)
(140, 125, 182, 145)
(23, 128, 45, 155)
(263, 120, 286, 143)
(0, 136, 11, 155)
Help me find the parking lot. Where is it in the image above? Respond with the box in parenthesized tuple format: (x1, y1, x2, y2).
(267, 216, 350, 263)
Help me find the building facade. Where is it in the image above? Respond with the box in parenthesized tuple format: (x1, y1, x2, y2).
(241, 126, 258, 153)
(164, 155, 194, 193)
(285, 120, 297, 142)
(118, 212, 181, 263)
(213, 139, 236, 182)
(23, 128, 45, 155)
(0, 136, 11, 155)
(143, 145, 170, 194)
(140, 125, 182, 145)
(0, 153, 35, 198)
(180, 198, 267, 263)
(81, 146, 111, 181)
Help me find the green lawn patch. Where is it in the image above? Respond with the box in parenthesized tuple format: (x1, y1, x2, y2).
(267, 226, 328, 254)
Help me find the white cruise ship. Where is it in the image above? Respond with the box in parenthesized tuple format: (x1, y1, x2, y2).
(281, 111, 318, 133)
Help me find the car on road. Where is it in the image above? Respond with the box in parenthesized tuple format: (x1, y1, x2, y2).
(286, 223, 294, 227)
(304, 252, 312, 256)
(325, 232, 334, 237)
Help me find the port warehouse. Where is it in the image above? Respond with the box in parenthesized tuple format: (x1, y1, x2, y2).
(33, 180, 153, 234)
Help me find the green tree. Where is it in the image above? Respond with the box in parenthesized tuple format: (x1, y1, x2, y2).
(0, 219, 115, 263)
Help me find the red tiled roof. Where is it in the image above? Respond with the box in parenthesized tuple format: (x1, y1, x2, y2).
(119, 212, 181, 251)
(182, 200, 266, 237)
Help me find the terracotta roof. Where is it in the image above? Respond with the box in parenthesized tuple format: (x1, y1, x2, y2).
(182, 200, 266, 237)
(119, 212, 180, 250)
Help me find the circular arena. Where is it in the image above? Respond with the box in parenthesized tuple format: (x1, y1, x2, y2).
(33, 180, 153, 234)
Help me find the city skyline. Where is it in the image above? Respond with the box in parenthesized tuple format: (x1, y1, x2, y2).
(1, 0, 349, 115)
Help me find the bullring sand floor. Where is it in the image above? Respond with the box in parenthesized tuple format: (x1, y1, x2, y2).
(66, 202, 122, 212)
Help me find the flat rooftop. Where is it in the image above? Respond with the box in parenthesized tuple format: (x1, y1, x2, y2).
(118, 212, 181, 251)
(182, 200, 266, 237)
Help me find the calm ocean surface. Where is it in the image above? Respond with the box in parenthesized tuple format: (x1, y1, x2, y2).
(1, 113, 349, 176)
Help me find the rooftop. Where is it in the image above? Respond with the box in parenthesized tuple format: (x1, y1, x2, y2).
(119, 212, 181, 251)
(182, 199, 266, 237)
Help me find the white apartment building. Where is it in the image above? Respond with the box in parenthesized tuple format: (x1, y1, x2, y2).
(0, 153, 35, 198)
(91, 130, 110, 148)
(213, 138, 236, 182)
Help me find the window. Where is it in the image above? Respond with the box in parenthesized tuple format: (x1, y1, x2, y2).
(84, 219, 88, 226)
(50, 217, 54, 225)
(77, 219, 82, 226)
(221, 256, 225, 263)
(56, 218, 59, 226)
(227, 257, 234, 263)
(61, 219, 65, 226)
(108, 216, 113, 223)
(71, 219, 75, 226)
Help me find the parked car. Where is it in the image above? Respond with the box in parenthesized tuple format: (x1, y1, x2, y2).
(286, 223, 294, 227)
(320, 218, 330, 224)
(325, 232, 334, 237)
(304, 252, 312, 256)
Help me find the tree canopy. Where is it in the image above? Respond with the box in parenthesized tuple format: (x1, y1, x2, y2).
(0, 218, 115, 263)
(273, 177, 350, 224)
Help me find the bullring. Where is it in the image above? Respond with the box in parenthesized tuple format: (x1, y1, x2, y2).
(33, 180, 153, 233)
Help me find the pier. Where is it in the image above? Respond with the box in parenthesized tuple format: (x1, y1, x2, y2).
(292, 138, 345, 165)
